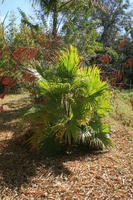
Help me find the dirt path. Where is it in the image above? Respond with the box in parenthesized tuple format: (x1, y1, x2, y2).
(0, 94, 133, 200)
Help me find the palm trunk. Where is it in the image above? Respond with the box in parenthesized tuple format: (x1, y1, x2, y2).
(52, 1, 58, 38)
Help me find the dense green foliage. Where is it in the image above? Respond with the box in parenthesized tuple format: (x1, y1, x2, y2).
(24, 46, 112, 153)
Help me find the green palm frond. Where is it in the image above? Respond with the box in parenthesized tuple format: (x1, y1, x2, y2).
(30, 0, 56, 13)
(19, 9, 39, 30)
(56, 45, 80, 79)
(24, 45, 112, 152)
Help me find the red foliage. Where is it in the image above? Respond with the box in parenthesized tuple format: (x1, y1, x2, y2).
(126, 57, 133, 68)
(100, 72, 106, 81)
(2, 77, 12, 85)
(119, 38, 128, 49)
(99, 54, 112, 65)
(0, 76, 16, 99)
(23, 72, 36, 82)
(118, 83, 124, 91)
(39, 35, 60, 63)
(109, 70, 123, 87)
(116, 70, 122, 81)
(2, 77, 16, 87)
(0, 32, 62, 108)
(38, 33, 45, 46)
(0, 87, 8, 99)
(12, 47, 38, 63)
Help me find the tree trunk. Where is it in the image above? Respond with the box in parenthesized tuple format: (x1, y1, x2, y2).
(52, 1, 58, 38)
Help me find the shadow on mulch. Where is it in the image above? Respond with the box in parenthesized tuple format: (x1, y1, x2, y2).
(0, 133, 106, 191)
(0, 137, 68, 190)
(0, 96, 108, 192)
(0, 105, 31, 133)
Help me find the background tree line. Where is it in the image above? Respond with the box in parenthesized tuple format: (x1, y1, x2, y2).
(1, 0, 133, 88)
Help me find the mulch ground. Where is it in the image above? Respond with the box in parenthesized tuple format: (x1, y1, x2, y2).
(0, 94, 133, 200)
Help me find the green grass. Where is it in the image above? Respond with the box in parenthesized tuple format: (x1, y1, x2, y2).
(110, 89, 133, 128)
(1, 90, 133, 130)
(0, 93, 31, 125)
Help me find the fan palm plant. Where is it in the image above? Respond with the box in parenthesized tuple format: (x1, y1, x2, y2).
(24, 45, 112, 153)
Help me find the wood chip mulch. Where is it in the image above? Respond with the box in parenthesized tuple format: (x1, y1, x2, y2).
(0, 95, 133, 200)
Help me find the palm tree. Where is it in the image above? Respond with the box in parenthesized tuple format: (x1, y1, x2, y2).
(30, 0, 105, 38)
(30, 0, 76, 38)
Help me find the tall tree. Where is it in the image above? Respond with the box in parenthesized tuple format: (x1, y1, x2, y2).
(30, 0, 73, 38)
(30, 0, 105, 38)
(62, 1, 104, 57)
(7, 12, 18, 45)
(93, 0, 131, 47)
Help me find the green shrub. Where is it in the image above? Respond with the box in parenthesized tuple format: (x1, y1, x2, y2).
(24, 45, 112, 154)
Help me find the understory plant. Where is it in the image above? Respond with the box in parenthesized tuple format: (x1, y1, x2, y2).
(24, 45, 112, 154)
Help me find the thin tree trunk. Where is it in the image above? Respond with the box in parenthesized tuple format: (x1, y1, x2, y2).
(52, 1, 58, 38)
